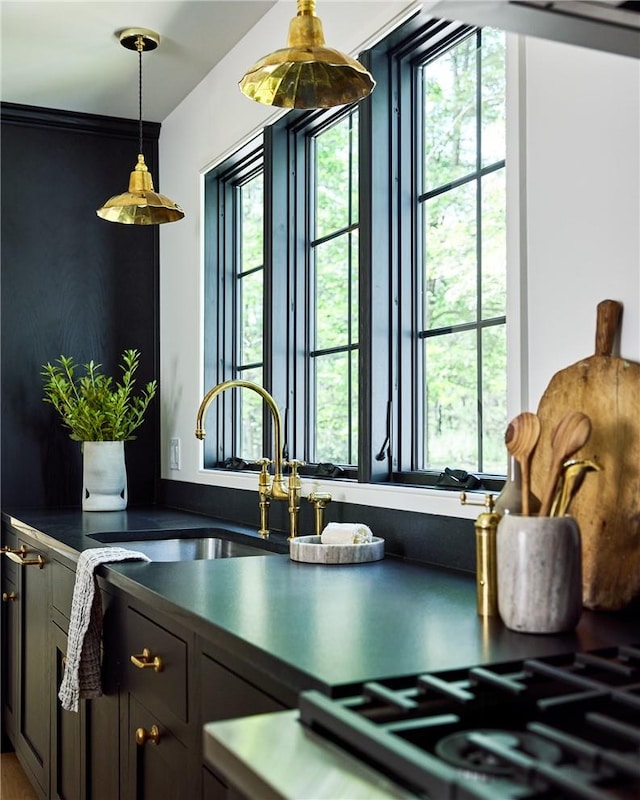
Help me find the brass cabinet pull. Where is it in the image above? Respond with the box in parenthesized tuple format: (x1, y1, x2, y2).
(135, 725, 161, 746)
(130, 648, 163, 672)
(2, 591, 17, 602)
(1, 545, 45, 568)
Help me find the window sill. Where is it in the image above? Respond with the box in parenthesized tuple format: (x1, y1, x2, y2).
(194, 469, 490, 520)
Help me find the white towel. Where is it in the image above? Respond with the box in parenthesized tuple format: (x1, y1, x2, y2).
(59, 547, 150, 713)
(321, 522, 373, 545)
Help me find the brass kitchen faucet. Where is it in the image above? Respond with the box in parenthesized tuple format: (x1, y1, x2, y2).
(196, 380, 312, 539)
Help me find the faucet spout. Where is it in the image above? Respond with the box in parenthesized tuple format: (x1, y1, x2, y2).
(195, 379, 288, 499)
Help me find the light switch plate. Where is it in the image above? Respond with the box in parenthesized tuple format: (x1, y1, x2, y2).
(169, 438, 181, 470)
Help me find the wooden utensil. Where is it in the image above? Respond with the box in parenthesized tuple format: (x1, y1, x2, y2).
(504, 412, 540, 516)
(530, 299, 640, 610)
(538, 411, 591, 517)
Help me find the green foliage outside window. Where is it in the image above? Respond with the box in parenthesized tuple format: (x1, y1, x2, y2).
(237, 173, 264, 461)
(312, 112, 359, 465)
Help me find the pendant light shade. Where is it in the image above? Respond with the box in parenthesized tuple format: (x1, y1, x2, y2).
(97, 28, 184, 225)
(97, 154, 184, 225)
(239, 0, 375, 109)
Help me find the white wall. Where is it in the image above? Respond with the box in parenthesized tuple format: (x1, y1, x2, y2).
(158, 2, 640, 520)
(521, 36, 640, 410)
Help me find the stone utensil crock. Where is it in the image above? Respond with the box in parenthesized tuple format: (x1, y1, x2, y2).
(497, 514, 582, 634)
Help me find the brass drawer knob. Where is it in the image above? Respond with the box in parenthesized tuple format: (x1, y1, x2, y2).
(135, 725, 161, 746)
(130, 648, 163, 672)
(2, 591, 17, 602)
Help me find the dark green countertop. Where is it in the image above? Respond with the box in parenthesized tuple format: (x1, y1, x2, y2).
(3, 506, 290, 559)
(3, 506, 639, 699)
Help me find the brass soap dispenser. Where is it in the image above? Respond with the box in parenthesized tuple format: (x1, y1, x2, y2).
(461, 493, 501, 617)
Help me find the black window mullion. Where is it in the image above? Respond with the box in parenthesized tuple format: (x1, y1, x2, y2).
(347, 113, 354, 464)
(306, 134, 318, 461)
(417, 159, 505, 203)
(263, 122, 289, 459)
(393, 48, 424, 474)
(220, 179, 237, 464)
(475, 30, 484, 472)
(310, 222, 359, 248)
(294, 124, 311, 461)
(202, 173, 219, 468)
(358, 46, 394, 483)
(419, 316, 506, 339)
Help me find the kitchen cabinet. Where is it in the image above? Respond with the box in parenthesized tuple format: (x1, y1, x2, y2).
(198, 642, 287, 798)
(118, 600, 198, 800)
(202, 767, 229, 800)
(115, 593, 290, 800)
(3, 509, 640, 800)
(1, 545, 18, 747)
(50, 621, 84, 800)
(125, 694, 190, 800)
(1, 522, 121, 800)
(2, 519, 294, 800)
(1, 527, 50, 799)
(49, 559, 120, 800)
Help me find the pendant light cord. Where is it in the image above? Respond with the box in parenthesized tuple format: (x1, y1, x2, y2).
(137, 35, 144, 156)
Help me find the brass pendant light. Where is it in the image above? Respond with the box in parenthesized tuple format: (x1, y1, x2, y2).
(97, 28, 184, 225)
(239, 0, 375, 109)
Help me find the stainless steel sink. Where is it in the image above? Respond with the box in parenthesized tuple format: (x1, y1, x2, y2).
(87, 529, 277, 562)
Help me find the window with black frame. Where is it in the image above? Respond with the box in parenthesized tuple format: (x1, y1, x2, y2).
(202, 141, 266, 469)
(308, 109, 360, 467)
(415, 26, 507, 479)
(203, 12, 506, 488)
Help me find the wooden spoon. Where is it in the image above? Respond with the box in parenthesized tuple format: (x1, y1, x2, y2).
(539, 410, 592, 517)
(505, 412, 541, 516)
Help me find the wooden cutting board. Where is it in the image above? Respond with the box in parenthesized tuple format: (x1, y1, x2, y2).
(530, 299, 640, 610)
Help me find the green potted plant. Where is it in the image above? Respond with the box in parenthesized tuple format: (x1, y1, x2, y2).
(42, 348, 157, 511)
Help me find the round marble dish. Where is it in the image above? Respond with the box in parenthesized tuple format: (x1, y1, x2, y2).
(289, 535, 384, 564)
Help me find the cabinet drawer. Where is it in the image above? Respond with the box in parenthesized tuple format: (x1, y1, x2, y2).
(1, 554, 18, 585)
(124, 607, 188, 722)
(51, 560, 76, 619)
(126, 694, 190, 800)
(201, 653, 286, 722)
(1, 529, 19, 583)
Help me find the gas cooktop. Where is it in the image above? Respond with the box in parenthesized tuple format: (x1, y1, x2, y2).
(299, 644, 640, 799)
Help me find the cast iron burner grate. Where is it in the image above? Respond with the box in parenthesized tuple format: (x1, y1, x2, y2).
(299, 644, 640, 799)
(435, 729, 564, 778)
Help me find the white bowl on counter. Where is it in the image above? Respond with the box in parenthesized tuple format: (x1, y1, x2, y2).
(289, 535, 384, 564)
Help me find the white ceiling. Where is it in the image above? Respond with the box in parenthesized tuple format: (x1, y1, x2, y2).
(0, 1, 279, 121)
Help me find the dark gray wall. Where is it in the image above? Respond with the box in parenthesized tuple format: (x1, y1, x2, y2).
(1, 103, 160, 508)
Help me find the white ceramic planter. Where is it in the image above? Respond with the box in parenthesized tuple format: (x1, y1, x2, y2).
(497, 514, 582, 634)
(82, 441, 128, 511)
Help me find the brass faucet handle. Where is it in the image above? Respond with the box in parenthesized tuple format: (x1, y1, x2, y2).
(256, 458, 273, 496)
(308, 491, 332, 537)
(255, 457, 273, 473)
(284, 459, 305, 476)
(308, 491, 332, 508)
